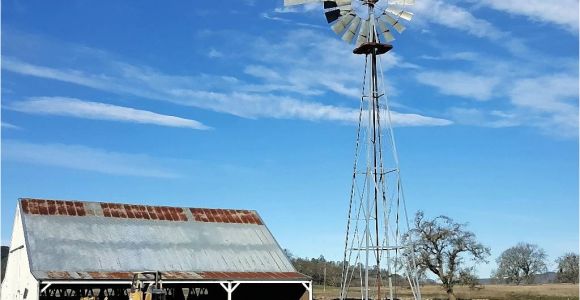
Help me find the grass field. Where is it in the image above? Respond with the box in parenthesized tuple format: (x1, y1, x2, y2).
(313, 283, 580, 300)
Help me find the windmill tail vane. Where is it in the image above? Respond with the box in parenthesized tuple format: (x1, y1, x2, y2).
(282, 0, 422, 300)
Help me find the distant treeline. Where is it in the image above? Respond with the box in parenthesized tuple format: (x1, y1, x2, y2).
(285, 250, 413, 288)
(285, 249, 577, 287)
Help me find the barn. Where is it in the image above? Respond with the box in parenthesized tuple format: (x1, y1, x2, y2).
(1, 198, 312, 300)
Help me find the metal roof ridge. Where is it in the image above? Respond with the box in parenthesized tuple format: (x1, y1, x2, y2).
(19, 198, 264, 225)
(18, 197, 257, 212)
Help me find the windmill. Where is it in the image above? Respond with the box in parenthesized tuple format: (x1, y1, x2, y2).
(283, 1, 422, 299)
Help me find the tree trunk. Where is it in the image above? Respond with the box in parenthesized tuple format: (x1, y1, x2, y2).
(447, 289, 457, 300)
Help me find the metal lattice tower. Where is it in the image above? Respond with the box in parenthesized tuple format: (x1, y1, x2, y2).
(339, 5, 422, 300)
(283, 1, 422, 299)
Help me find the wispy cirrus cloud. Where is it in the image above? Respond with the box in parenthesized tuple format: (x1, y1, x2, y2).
(479, 0, 579, 32)
(447, 107, 520, 128)
(2, 29, 451, 127)
(414, 0, 504, 40)
(509, 74, 579, 137)
(260, 12, 328, 30)
(410, 9, 578, 140)
(207, 48, 224, 58)
(266, 2, 575, 135)
(7, 97, 211, 130)
(413, 0, 533, 56)
(2, 140, 180, 178)
(165, 89, 451, 126)
(240, 29, 419, 97)
(429, 69, 579, 137)
(4, 58, 449, 126)
(273, 3, 319, 14)
(416, 71, 501, 101)
(1, 122, 21, 130)
(419, 51, 480, 62)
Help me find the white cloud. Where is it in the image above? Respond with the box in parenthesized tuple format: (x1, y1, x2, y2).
(166, 89, 451, 126)
(416, 71, 501, 101)
(509, 74, 579, 137)
(1, 122, 21, 130)
(389, 111, 453, 127)
(2, 57, 157, 101)
(414, 52, 578, 137)
(208, 48, 223, 58)
(3, 57, 116, 91)
(447, 107, 520, 128)
(2, 29, 451, 128)
(414, 0, 504, 40)
(411, 8, 578, 137)
(274, 6, 299, 13)
(7, 97, 211, 130)
(420, 51, 480, 62)
(428, 66, 578, 137)
(480, 0, 579, 32)
(4, 57, 377, 123)
(413, 0, 532, 56)
(510, 74, 579, 113)
(261, 12, 326, 29)
(2, 140, 180, 178)
(244, 65, 282, 81)
(245, 30, 417, 98)
(273, 3, 319, 14)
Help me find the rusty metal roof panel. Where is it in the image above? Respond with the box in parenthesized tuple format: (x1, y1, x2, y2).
(20, 198, 301, 281)
(21, 198, 262, 224)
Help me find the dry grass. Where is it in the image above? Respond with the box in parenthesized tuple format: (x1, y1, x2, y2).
(313, 283, 579, 300)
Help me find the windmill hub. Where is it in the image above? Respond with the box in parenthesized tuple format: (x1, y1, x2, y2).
(352, 42, 392, 55)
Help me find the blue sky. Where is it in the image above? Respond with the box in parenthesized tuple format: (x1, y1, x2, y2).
(1, 0, 578, 277)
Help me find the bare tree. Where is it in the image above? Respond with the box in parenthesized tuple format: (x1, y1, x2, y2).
(494, 242, 547, 284)
(556, 253, 579, 283)
(403, 211, 490, 300)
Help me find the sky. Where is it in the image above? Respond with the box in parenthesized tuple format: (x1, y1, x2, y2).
(1, 0, 578, 278)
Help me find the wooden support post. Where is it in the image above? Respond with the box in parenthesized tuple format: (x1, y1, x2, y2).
(301, 282, 313, 300)
(220, 282, 240, 300)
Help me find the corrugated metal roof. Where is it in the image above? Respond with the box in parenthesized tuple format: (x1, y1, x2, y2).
(20, 198, 307, 281)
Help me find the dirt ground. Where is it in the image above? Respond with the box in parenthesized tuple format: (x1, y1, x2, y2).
(313, 283, 580, 300)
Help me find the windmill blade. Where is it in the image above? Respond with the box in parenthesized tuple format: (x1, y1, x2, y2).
(385, 7, 414, 21)
(324, 0, 352, 10)
(284, 0, 322, 6)
(332, 12, 356, 34)
(399, 10, 414, 21)
(342, 16, 361, 43)
(339, 5, 353, 12)
(388, 0, 415, 6)
(324, 2, 342, 23)
(324, 0, 337, 9)
(324, 1, 353, 23)
(382, 14, 406, 33)
(378, 19, 395, 42)
(323, 1, 352, 13)
(334, 0, 352, 6)
(355, 19, 370, 46)
(392, 21, 406, 33)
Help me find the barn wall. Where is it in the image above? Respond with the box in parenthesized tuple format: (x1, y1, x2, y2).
(1, 207, 39, 300)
